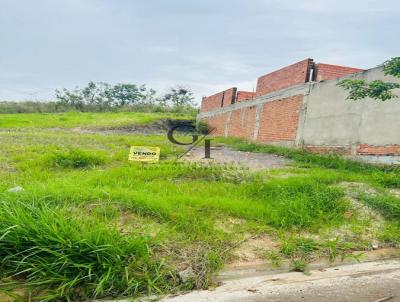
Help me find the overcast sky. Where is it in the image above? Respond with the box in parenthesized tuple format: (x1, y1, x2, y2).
(1, 0, 399, 104)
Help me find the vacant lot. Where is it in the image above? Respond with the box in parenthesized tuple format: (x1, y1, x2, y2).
(0, 112, 399, 301)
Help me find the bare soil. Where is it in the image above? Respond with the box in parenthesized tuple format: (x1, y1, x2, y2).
(228, 234, 280, 268)
(71, 119, 193, 135)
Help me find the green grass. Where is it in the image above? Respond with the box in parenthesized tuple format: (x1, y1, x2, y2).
(49, 149, 106, 168)
(358, 194, 400, 220)
(0, 113, 399, 301)
(0, 111, 193, 129)
(219, 139, 400, 188)
(356, 193, 400, 244)
(0, 200, 175, 301)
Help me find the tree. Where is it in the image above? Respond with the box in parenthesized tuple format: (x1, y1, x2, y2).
(55, 87, 85, 110)
(55, 82, 156, 110)
(105, 84, 156, 107)
(158, 86, 195, 107)
(338, 57, 400, 101)
(81, 82, 111, 108)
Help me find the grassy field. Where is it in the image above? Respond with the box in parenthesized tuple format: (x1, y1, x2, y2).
(0, 112, 193, 129)
(0, 112, 399, 301)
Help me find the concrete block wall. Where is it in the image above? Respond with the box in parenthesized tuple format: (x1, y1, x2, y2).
(198, 59, 400, 155)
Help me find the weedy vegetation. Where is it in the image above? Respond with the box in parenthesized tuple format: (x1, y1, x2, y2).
(0, 112, 399, 301)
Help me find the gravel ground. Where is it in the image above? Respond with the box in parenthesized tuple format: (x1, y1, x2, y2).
(183, 146, 290, 171)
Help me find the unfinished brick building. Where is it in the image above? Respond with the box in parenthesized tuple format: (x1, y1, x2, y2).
(198, 58, 400, 156)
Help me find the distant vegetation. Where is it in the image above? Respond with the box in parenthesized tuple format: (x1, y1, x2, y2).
(0, 82, 198, 114)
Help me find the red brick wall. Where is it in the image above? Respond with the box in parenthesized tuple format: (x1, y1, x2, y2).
(198, 58, 378, 154)
(303, 144, 400, 156)
(356, 144, 400, 155)
(201, 95, 304, 143)
(257, 95, 303, 142)
(304, 145, 352, 155)
(236, 91, 255, 102)
(200, 113, 228, 136)
(227, 106, 257, 139)
(200, 87, 237, 112)
(315, 63, 363, 81)
(255, 59, 313, 97)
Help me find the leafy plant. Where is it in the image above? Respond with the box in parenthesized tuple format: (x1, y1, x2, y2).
(262, 251, 283, 268)
(158, 86, 195, 108)
(291, 259, 308, 272)
(338, 57, 400, 101)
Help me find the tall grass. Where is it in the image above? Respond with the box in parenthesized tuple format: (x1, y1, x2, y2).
(245, 178, 348, 229)
(0, 199, 176, 301)
(358, 193, 400, 220)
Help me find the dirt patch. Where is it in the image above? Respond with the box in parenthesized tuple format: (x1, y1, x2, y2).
(228, 234, 280, 268)
(389, 188, 400, 198)
(0, 284, 27, 302)
(116, 211, 164, 238)
(339, 182, 383, 221)
(0, 162, 16, 172)
(215, 217, 247, 234)
(339, 182, 379, 196)
(71, 118, 193, 135)
(184, 146, 291, 171)
(332, 182, 386, 248)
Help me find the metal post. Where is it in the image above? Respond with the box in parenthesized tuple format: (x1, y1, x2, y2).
(204, 139, 212, 159)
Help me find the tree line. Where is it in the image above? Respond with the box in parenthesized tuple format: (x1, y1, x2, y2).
(0, 83, 197, 114)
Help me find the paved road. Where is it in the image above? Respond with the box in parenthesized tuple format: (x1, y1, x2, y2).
(162, 260, 400, 302)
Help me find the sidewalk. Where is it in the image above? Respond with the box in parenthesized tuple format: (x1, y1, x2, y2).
(162, 259, 400, 302)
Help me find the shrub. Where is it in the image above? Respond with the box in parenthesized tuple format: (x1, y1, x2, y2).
(50, 149, 105, 168)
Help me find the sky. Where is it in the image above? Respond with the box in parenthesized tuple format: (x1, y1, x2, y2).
(0, 0, 399, 105)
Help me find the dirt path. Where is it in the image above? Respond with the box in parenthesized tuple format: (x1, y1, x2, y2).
(183, 146, 290, 170)
(162, 259, 400, 302)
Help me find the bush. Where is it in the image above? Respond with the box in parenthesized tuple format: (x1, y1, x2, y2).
(50, 149, 105, 168)
(0, 101, 69, 114)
